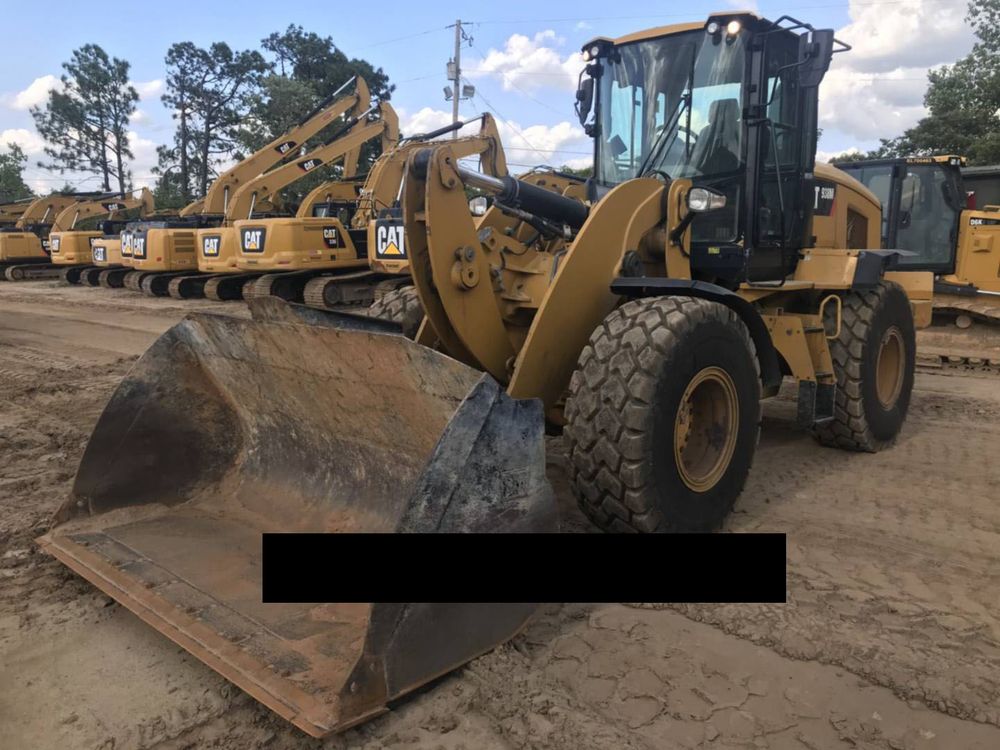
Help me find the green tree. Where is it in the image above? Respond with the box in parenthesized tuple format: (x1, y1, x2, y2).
(31, 44, 137, 193)
(851, 0, 1000, 165)
(154, 41, 269, 200)
(0, 143, 34, 202)
(239, 26, 395, 205)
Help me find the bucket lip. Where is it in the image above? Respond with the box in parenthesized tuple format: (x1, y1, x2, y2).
(36, 528, 361, 738)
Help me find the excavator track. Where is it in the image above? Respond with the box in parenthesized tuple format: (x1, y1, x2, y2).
(78, 267, 105, 286)
(203, 273, 261, 301)
(98, 268, 131, 288)
(243, 270, 321, 303)
(167, 274, 210, 300)
(916, 292, 1000, 374)
(122, 271, 148, 291)
(301, 270, 382, 309)
(140, 271, 191, 297)
(61, 265, 101, 285)
(2, 262, 61, 281)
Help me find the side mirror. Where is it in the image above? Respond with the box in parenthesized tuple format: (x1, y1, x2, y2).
(797, 29, 835, 88)
(575, 76, 595, 127)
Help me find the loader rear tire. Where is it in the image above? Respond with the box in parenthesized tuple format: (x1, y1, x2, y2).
(812, 281, 915, 452)
(566, 297, 762, 533)
(367, 286, 423, 339)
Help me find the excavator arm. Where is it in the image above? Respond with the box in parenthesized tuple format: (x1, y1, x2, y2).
(15, 193, 110, 229)
(52, 188, 156, 231)
(225, 103, 399, 222)
(184, 77, 372, 217)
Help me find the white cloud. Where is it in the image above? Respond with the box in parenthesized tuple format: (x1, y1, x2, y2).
(127, 130, 161, 189)
(0, 128, 46, 155)
(816, 146, 861, 164)
(399, 107, 455, 137)
(397, 107, 590, 170)
(469, 31, 584, 93)
(820, 0, 973, 142)
(129, 109, 153, 127)
(4, 74, 62, 110)
(134, 79, 163, 99)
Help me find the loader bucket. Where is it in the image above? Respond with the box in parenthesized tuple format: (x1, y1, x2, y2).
(38, 300, 556, 738)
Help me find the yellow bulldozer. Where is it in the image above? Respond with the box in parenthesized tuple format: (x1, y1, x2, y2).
(837, 155, 1000, 369)
(1, 191, 152, 281)
(119, 77, 371, 295)
(41, 12, 932, 737)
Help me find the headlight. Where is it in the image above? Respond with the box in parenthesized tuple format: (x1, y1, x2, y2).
(688, 187, 727, 212)
(706, 21, 720, 35)
(469, 196, 489, 216)
(726, 20, 742, 36)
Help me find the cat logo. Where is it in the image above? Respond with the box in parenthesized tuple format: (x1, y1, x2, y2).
(241, 228, 266, 253)
(374, 220, 405, 258)
(970, 216, 1000, 226)
(322, 227, 341, 249)
(51, 237, 61, 253)
(93, 246, 106, 263)
(121, 233, 133, 257)
(275, 139, 297, 155)
(103, 202, 125, 212)
(202, 235, 222, 257)
(299, 157, 324, 172)
(133, 237, 147, 259)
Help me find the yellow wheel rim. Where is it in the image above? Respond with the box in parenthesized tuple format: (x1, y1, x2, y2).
(875, 326, 905, 409)
(673, 366, 739, 493)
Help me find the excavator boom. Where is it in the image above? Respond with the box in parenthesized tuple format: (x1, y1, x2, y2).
(182, 77, 372, 217)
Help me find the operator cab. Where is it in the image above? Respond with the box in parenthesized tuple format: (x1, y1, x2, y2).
(575, 13, 848, 285)
(836, 156, 965, 273)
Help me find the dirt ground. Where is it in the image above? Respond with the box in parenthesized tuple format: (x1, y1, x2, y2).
(1, 280, 999, 750)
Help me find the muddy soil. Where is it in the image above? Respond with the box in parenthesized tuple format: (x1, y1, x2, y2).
(1, 281, 999, 749)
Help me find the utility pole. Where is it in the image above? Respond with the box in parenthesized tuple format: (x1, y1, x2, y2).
(445, 20, 474, 139)
(451, 19, 462, 137)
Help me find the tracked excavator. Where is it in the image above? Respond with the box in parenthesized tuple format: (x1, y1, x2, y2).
(232, 113, 508, 308)
(41, 13, 933, 737)
(49, 188, 156, 283)
(161, 97, 393, 300)
(837, 155, 1000, 369)
(0, 198, 32, 227)
(87, 229, 133, 287)
(0, 191, 141, 281)
(120, 76, 370, 294)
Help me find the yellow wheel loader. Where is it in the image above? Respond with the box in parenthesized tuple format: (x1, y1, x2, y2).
(121, 76, 370, 295)
(40, 12, 932, 738)
(837, 155, 1000, 369)
(1, 191, 149, 281)
(232, 113, 509, 308)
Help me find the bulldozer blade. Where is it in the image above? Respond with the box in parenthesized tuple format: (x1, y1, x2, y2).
(38, 306, 556, 738)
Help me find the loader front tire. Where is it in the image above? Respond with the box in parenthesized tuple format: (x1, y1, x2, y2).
(812, 281, 915, 452)
(566, 297, 762, 533)
(367, 286, 424, 339)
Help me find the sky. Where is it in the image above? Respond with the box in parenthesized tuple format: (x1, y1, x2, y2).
(0, 0, 976, 194)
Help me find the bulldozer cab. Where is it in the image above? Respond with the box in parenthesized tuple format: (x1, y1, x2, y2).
(578, 14, 843, 283)
(837, 156, 966, 273)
